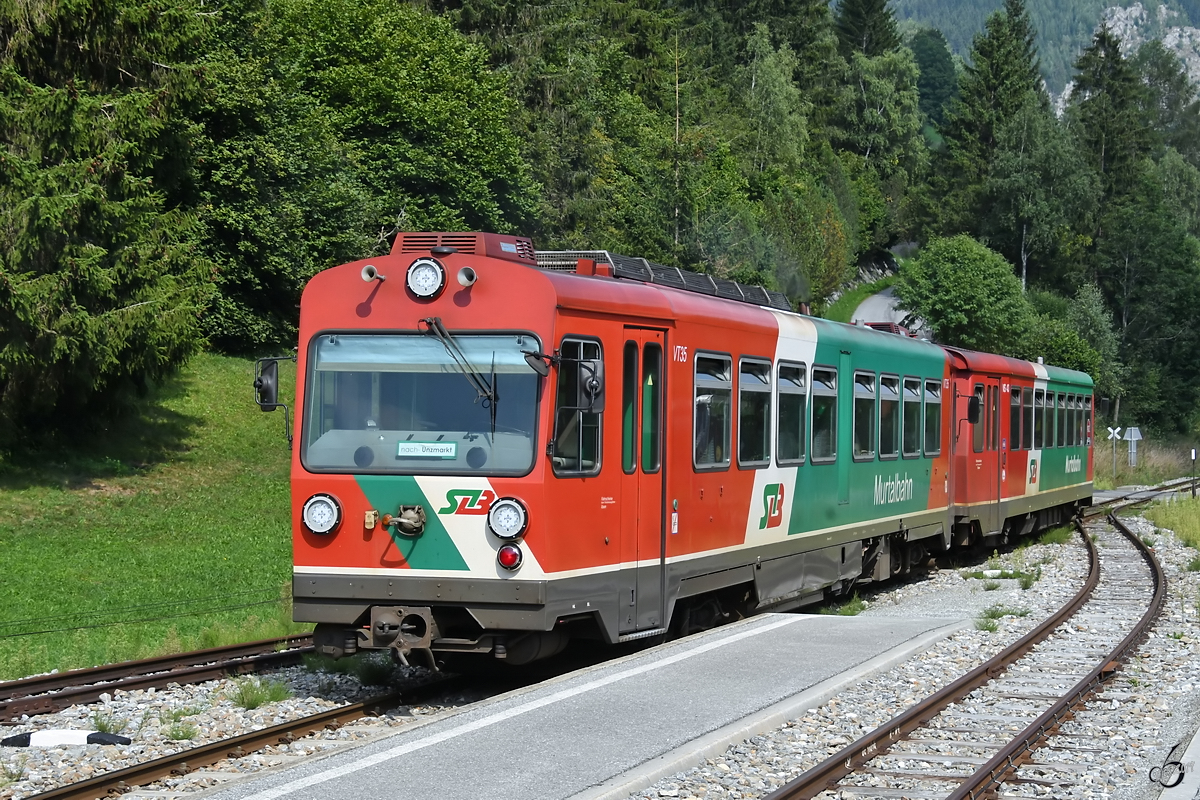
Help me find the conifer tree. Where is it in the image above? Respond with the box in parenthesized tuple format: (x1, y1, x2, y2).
(0, 0, 214, 436)
(936, 0, 1046, 233)
(910, 28, 957, 126)
(1068, 24, 1153, 208)
(834, 0, 900, 58)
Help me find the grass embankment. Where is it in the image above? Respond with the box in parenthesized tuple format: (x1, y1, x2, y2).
(0, 354, 303, 680)
(1092, 439, 1197, 491)
(821, 276, 897, 324)
(1144, 496, 1200, 552)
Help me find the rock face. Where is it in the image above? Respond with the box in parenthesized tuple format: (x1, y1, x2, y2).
(1053, 2, 1200, 116)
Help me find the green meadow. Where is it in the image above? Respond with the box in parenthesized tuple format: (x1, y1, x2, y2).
(0, 355, 305, 680)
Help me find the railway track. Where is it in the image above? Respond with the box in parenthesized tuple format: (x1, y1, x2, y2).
(763, 511, 1164, 800)
(0, 635, 314, 723)
(1082, 476, 1196, 519)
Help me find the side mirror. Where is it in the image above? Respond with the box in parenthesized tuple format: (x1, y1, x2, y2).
(254, 356, 297, 448)
(581, 358, 605, 413)
(524, 351, 551, 377)
(1099, 397, 1111, 418)
(967, 395, 982, 425)
(255, 359, 280, 410)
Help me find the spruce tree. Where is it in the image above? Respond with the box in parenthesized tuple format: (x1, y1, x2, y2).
(910, 28, 957, 126)
(1068, 24, 1152, 207)
(834, 0, 900, 58)
(936, 0, 1046, 233)
(0, 0, 214, 436)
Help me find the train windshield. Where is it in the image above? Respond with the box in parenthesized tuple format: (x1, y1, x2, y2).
(302, 333, 540, 475)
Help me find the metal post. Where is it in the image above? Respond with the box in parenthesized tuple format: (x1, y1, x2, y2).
(1192, 448, 1196, 499)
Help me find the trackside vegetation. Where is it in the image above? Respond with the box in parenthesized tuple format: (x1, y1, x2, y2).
(0, 355, 301, 680)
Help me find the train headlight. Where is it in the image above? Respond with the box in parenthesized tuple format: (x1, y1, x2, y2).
(302, 494, 342, 535)
(497, 543, 523, 571)
(406, 257, 446, 299)
(487, 498, 528, 540)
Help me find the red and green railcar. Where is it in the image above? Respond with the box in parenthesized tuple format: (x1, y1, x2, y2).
(258, 231, 1093, 665)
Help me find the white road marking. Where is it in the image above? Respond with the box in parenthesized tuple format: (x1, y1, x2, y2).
(240, 615, 805, 800)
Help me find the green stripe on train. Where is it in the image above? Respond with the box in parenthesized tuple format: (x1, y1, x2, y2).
(355, 475, 469, 570)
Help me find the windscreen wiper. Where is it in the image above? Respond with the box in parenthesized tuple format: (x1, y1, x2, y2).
(419, 317, 496, 406)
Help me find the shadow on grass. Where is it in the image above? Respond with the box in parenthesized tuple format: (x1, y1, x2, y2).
(0, 370, 203, 490)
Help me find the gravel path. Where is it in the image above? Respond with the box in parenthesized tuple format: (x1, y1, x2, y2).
(2, 509, 1198, 800)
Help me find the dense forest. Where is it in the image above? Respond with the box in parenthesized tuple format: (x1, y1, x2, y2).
(893, 0, 1200, 94)
(2, 0, 1200, 441)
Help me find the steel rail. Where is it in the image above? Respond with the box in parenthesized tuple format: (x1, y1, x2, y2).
(1082, 476, 1194, 519)
(762, 523, 1101, 800)
(1, 635, 314, 721)
(947, 512, 1167, 799)
(24, 674, 460, 800)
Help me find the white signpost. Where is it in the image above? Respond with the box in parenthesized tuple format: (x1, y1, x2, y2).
(1123, 427, 1143, 467)
(1108, 427, 1121, 482)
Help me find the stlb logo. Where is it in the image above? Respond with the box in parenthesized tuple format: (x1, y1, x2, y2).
(438, 489, 496, 515)
(759, 483, 786, 529)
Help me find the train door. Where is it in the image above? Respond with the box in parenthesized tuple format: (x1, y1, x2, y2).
(971, 377, 1002, 535)
(619, 328, 666, 633)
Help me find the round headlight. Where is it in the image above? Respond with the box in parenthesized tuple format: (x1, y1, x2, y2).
(302, 494, 341, 535)
(487, 497, 528, 540)
(406, 257, 446, 299)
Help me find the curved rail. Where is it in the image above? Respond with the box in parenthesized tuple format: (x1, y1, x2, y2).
(762, 523, 1102, 800)
(766, 510, 1166, 800)
(947, 513, 1167, 799)
(0, 635, 314, 721)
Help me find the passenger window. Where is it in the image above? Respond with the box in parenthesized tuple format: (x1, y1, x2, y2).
(622, 342, 638, 474)
(694, 354, 732, 469)
(1022, 387, 1034, 450)
(642, 344, 662, 472)
(811, 367, 838, 462)
(777, 363, 806, 465)
(880, 376, 899, 459)
(902, 377, 921, 458)
(1085, 396, 1093, 445)
(853, 372, 876, 460)
(552, 339, 602, 475)
(738, 359, 771, 467)
(1067, 395, 1076, 446)
(924, 380, 942, 455)
(1057, 392, 1067, 447)
(1034, 389, 1045, 448)
(972, 384, 985, 453)
(1009, 387, 1021, 450)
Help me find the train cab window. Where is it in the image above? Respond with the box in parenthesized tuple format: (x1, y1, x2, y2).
(811, 367, 838, 463)
(694, 354, 732, 469)
(777, 362, 806, 465)
(739, 359, 772, 467)
(902, 378, 922, 458)
(853, 372, 876, 461)
(622, 342, 638, 474)
(1056, 393, 1067, 448)
(972, 384, 985, 453)
(924, 380, 942, 455)
(880, 376, 899, 460)
(1022, 387, 1034, 450)
(642, 344, 663, 472)
(1034, 389, 1045, 448)
(1009, 387, 1022, 451)
(552, 339, 602, 475)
